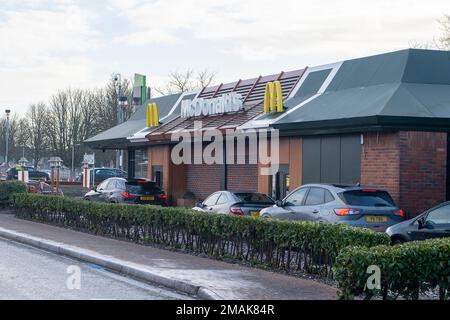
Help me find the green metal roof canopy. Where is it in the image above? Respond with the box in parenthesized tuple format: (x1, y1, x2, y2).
(273, 49, 450, 134)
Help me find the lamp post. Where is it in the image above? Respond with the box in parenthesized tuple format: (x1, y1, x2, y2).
(113, 73, 122, 170)
(5, 109, 11, 165)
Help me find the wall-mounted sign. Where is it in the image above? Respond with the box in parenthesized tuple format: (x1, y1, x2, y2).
(181, 92, 243, 118)
(146, 103, 159, 127)
(264, 81, 284, 113)
(83, 154, 95, 165)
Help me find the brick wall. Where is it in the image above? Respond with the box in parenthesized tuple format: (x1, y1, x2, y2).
(360, 132, 401, 203)
(227, 164, 258, 192)
(186, 164, 222, 201)
(399, 131, 447, 215)
(361, 131, 447, 216)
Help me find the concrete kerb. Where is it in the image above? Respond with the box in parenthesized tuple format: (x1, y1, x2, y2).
(0, 227, 220, 300)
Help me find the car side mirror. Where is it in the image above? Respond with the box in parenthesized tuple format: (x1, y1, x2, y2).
(196, 202, 205, 208)
(275, 200, 283, 207)
(418, 218, 433, 230)
(424, 220, 434, 230)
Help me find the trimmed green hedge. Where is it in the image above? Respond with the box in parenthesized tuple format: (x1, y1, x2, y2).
(334, 238, 450, 300)
(0, 181, 27, 207)
(12, 193, 389, 278)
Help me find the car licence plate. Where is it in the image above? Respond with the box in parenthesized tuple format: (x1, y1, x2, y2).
(141, 196, 154, 201)
(250, 211, 260, 217)
(366, 216, 388, 223)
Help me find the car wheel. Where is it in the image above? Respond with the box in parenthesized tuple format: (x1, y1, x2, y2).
(391, 236, 406, 245)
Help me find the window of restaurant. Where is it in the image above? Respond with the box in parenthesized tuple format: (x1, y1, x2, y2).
(135, 148, 148, 179)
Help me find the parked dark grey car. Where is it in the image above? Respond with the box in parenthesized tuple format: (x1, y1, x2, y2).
(83, 177, 167, 205)
(260, 184, 405, 232)
(193, 191, 275, 216)
(386, 201, 450, 244)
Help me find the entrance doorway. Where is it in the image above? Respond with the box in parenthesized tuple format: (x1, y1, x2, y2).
(270, 164, 290, 200)
(152, 165, 163, 189)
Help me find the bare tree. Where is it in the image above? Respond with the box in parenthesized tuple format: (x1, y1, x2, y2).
(197, 69, 217, 88)
(410, 14, 450, 50)
(154, 69, 218, 95)
(0, 114, 21, 163)
(438, 15, 450, 49)
(26, 103, 49, 168)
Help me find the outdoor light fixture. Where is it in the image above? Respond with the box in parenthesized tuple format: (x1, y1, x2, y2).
(18, 157, 29, 167)
(4, 109, 11, 165)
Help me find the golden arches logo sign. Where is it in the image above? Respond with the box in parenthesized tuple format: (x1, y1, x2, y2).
(146, 103, 159, 127)
(263, 80, 284, 113)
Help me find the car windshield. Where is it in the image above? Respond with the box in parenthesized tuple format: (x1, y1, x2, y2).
(233, 193, 274, 204)
(126, 180, 161, 194)
(339, 190, 395, 207)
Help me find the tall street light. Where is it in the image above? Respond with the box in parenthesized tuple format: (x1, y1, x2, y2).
(113, 73, 122, 170)
(5, 109, 11, 165)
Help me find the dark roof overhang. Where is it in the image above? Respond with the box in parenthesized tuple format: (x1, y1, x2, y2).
(273, 115, 450, 136)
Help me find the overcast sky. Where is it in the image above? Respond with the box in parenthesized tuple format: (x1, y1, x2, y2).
(1, 0, 449, 114)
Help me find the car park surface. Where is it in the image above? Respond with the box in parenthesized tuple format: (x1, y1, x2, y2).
(260, 184, 405, 231)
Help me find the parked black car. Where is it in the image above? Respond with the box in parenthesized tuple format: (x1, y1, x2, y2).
(83, 177, 167, 206)
(386, 201, 450, 244)
(77, 167, 127, 185)
(6, 166, 50, 181)
(193, 191, 275, 216)
(260, 184, 405, 232)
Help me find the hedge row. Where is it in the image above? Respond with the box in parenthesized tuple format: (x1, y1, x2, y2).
(0, 181, 27, 207)
(334, 238, 450, 300)
(12, 193, 389, 278)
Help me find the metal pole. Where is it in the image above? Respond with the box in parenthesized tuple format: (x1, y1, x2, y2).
(5, 113, 10, 165)
(115, 73, 122, 170)
(71, 145, 74, 182)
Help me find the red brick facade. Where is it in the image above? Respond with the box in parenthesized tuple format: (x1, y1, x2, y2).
(361, 132, 401, 203)
(227, 164, 258, 193)
(361, 131, 447, 216)
(398, 131, 447, 215)
(186, 164, 222, 201)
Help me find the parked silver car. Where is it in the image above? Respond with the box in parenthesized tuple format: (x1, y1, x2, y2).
(193, 191, 275, 216)
(260, 184, 405, 231)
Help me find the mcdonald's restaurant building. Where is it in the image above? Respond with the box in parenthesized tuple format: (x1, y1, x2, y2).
(86, 49, 450, 216)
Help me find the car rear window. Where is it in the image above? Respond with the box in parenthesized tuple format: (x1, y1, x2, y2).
(126, 181, 161, 194)
(234, 193, 274, 204)
(339, 190, 395, 207)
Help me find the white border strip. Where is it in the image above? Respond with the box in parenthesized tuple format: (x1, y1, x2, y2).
(238, 61, 343, 130)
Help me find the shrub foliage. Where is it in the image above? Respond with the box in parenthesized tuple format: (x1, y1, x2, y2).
(334, 239, 450, 300)
(12, 193, 389, 278)
(0, 181, 27, 207)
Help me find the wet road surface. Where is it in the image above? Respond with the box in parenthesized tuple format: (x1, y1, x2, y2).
(0, 238, 192, 300)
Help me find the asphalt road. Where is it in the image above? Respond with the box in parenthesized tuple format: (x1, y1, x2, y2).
(0, 238, 191, 300)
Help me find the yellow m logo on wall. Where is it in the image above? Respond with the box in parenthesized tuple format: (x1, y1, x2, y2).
(263, 81, 284, 113)
(146, 103, 159, 127)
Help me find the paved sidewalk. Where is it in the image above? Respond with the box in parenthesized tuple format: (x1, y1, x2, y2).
(0, 213, 337, 300)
